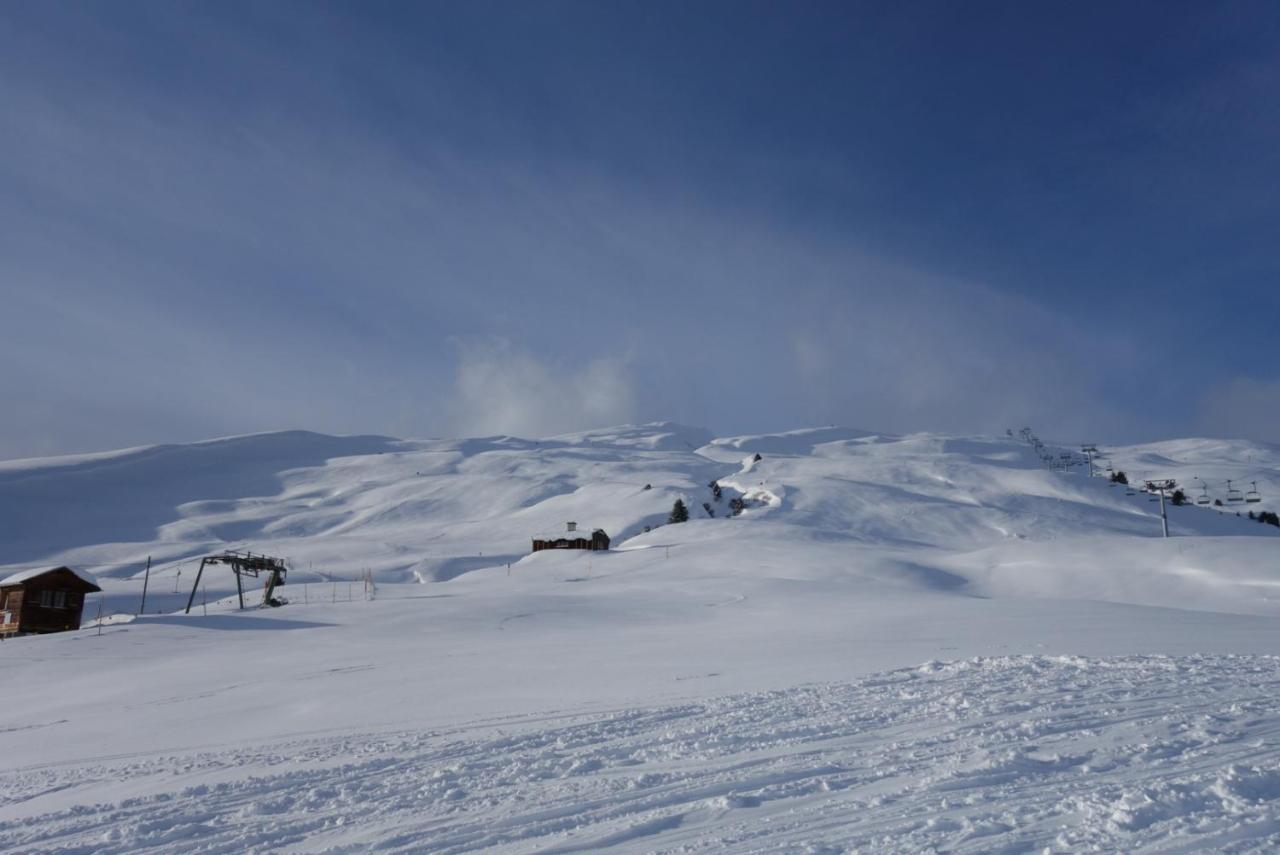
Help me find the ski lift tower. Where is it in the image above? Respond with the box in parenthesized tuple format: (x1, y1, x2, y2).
(1081, 445, 1099, 478)
(1144, 480, 1176, 538)
(184, 550, 288, 614)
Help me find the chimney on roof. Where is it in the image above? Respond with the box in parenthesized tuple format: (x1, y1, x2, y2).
(566, 521, 577, 532)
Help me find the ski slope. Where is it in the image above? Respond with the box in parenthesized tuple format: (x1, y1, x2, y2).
(2, 423, 1280, 851)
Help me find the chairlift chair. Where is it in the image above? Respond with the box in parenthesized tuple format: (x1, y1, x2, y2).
(1246, 481, 1262, 503)
(1226, 479, 1245, 504)
(1196, 479, 1211, 506)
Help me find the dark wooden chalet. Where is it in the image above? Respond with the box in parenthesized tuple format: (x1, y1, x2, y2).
(0, 566, 101, 637)
(531, 521, 610, 552)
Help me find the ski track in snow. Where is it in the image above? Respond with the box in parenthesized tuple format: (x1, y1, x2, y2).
(4, 655, 1280, 854)
(6, 424, 1280, 851)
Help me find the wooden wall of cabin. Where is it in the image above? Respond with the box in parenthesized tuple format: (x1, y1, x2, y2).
(14, 586, 86, 633)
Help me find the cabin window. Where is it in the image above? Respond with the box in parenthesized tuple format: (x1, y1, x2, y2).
(36, 590, 70, 609)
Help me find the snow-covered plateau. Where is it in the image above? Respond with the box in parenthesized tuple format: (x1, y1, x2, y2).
(2, 422, 1280, 852)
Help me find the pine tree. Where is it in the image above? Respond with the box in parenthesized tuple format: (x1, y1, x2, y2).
(669, 499, 689, 524)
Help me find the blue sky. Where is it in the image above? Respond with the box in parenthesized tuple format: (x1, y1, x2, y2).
(2, 1, 1278, 457)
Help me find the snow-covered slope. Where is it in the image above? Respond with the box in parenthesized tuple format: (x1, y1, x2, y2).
(3, 422, 1275, 610)
(2, 423, 1279, 852)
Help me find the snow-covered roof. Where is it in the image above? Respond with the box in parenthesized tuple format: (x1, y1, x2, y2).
(0, 565, 102, 589)
(533, 528, 607, 541)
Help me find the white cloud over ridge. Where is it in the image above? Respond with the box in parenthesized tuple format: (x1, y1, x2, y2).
(447, 339, 636, 438)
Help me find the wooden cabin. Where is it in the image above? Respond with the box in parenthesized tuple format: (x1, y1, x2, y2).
(0, 566, 101, 637)
(531, 521, 610, 553)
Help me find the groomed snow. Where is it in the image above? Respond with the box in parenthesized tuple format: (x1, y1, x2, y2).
(1, 422, 1279, 851)
(4, 652, 1280, 853)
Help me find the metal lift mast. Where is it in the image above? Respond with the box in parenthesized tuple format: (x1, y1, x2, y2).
(184, 551, 287, 614)
(1081, 445, 1099, 478)
(1144, 480, 1177, 538)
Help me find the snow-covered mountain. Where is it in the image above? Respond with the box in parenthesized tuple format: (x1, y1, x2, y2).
(3, 422, 1277, 571)
(2, 423, 1280, 852)
(3, 422, 1277, 611)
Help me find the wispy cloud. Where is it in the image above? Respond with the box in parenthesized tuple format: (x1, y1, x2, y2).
(0, 66, 1151, 455)
(447, 339, 635, 438)
(0, 4, 1208, 457)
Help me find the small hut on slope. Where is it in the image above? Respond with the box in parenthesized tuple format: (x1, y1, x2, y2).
(531, 521, 610, 553)
(0, 566, 101, 637)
